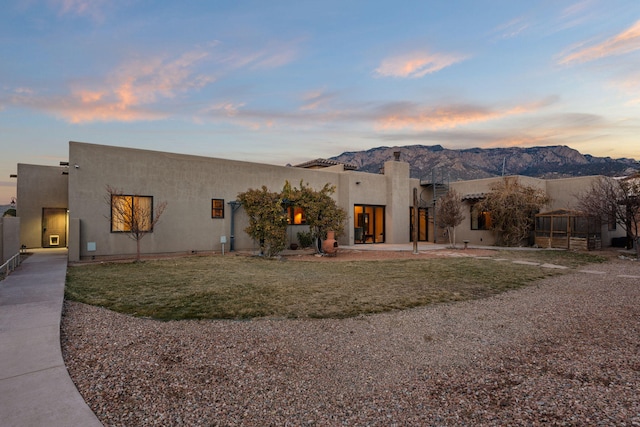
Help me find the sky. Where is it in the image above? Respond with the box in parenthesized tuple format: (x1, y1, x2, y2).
(2, 0, 640, 204)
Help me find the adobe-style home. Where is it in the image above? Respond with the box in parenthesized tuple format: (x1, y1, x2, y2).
(14, 141, 625, 261)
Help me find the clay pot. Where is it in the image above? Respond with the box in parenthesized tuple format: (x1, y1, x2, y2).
(322, 230, 338, 255)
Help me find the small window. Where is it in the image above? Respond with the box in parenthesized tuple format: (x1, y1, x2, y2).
(287, 206, 306, 225)
(212, 199, 225, 218)
(471, 204, 492, 230)
(111, 195, 154, 232)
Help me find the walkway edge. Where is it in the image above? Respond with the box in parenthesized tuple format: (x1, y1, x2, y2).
(0, 249, 102, 427)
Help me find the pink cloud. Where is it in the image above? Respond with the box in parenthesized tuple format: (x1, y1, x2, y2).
(118, 51, 212, 101)
(9, 88, 166, 123)
(374, 51, 466, 78)
(492, 17, 530, 40)
(218, 41, 298, 70)
(11, 49, 215, 123)
(202, 102, 269, 130)
(559, 19, 640, 65)
(7, 40, 298, 124)
(206, 102, 245, 117)
(299, 90, 336, 111)
(57, 101, 167, 123)
(374, 98, 555, 131)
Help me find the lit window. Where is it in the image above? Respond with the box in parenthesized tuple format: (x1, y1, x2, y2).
(212, 199, 225, 218)
(111, 195, 153, 232)
(287, 206, 306, 224)
(471, 204, 492, 230)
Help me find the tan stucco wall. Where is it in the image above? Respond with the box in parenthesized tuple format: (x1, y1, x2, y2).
(1, 217, 21, 263)
(544, 176, 597, 210)
(384, 160, 412, 244)
(68, 217, 80, 262)
(16, 164, 68, 248)
(68, 142, 413, 259)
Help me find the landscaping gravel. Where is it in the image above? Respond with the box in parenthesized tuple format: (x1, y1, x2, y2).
(61, 259, 640, 426)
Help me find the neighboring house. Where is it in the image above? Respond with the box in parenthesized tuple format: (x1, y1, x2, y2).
(15, 141, 626, 261)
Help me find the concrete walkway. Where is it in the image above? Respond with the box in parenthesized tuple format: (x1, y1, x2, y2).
(0, 249, 102, 427)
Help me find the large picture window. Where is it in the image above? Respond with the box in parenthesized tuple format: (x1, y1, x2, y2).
(471, 204, 492, 230)
(111, 195, 154, 232)
(212, 199, 225, 218)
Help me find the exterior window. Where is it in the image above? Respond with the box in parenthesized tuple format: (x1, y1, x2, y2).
(471, 204, 492, 230)
(111, 195, 153, 232)
(287, 206, 306, 224)
(212, 199, 225, 218)
(409, 207, 428, 241)
(354, 204, 385, 243)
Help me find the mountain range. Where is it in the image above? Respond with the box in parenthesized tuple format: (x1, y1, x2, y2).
(330, 145, 639, 182)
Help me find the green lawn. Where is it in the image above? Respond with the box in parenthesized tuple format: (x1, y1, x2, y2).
(65, 250, 606, 320)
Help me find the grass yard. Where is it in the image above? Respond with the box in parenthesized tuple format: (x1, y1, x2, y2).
(65, 250, 606, 320)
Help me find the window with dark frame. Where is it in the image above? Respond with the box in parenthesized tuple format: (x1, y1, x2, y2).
(111, 195, 154, 232)
(212, 199, 225, 218)
(470, 203, 492, 230)
(286, 206, 306, 224)
(353, 204, 385, 243)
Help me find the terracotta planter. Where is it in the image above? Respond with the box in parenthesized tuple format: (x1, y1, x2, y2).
(322, 230, 338, 255)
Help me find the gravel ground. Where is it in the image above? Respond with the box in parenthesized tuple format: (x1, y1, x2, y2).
(61, 257, 640, 426)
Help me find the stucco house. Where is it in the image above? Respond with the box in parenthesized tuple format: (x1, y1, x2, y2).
(14, 141, 625, 261)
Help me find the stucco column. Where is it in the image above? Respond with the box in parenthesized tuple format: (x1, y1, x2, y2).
(383, 159, 411, 244)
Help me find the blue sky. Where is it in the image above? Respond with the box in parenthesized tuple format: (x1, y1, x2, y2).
(2, 0, 640, 203)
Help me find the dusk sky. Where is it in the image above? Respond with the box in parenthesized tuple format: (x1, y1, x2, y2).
(2, 0, 640, 203)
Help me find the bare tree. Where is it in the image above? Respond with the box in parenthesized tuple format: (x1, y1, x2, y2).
(479, 177, 550, 246)
(436, 189, 464, 248)
(106, 185, 167, 261)
(577, 175, 640, 258)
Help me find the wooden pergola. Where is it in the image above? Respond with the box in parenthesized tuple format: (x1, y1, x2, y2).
(534, 209, 601, 251)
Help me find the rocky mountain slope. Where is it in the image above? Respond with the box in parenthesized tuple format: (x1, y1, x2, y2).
(330, 145, 639, 181)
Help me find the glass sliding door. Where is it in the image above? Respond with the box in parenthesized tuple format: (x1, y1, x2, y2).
(410, 207, 429, 242)
(354, 204, 385, 244)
